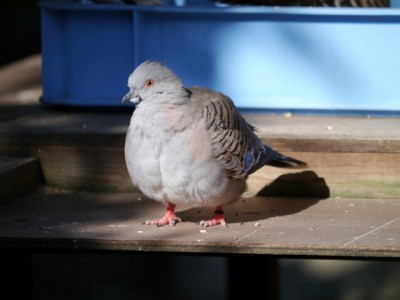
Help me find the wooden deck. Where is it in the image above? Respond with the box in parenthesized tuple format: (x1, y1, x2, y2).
(0, 189, 399, 258)
(0, 105, 399, 258)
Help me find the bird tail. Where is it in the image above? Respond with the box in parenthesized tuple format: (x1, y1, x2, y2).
(268, 149, 307, 169)
(246, 144, 307, 175)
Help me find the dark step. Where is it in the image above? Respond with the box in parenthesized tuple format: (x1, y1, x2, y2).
(0, 157, 42, 205)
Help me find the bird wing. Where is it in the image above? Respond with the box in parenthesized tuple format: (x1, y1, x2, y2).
(191, 87, 269, 179)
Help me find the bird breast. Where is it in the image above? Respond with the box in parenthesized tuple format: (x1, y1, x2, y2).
(124, 103, 230, 207)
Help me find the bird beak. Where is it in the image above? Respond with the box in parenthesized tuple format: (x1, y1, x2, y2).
(122, 91, 142, 104)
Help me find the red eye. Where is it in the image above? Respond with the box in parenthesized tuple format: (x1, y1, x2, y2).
(144, 79, 155, 89)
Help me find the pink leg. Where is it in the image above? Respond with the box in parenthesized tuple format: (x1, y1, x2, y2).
(144, 203, 182, 227)
(200, 206, 227, 227)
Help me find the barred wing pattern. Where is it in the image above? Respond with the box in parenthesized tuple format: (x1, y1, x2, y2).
(199, 88, 274, 179)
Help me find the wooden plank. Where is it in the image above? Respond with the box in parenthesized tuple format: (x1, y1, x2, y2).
(261, 137, 400, 154)
(246, 152, 400, 199)
(37, 146, 138, 192)
(1, 145, 398, 197)
(0, 190, 399, 258)
(245, 114, 400, 141)
(0, 106, 399, 153)
(0, 107, 399, 196)
(0, 157, 42, 205)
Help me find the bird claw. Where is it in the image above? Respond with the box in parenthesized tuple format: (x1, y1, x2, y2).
(143, 203, 182, 227)
(199, 206, 228, 227)
(199, 215, 228, 227)
(143, 216, 182, 227)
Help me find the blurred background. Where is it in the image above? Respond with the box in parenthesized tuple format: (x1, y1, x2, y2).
(0, 1, 40, 68)
(1, 1, 400, 299)
(0, 1, 41, 106)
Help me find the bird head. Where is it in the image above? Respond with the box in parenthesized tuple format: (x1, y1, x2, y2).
(122, 60, 183, 105)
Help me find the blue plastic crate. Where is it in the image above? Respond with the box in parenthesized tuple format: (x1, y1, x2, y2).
(40, 1, 400, 113)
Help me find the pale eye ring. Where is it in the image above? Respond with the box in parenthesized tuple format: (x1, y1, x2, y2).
(144, 79, 155, 89)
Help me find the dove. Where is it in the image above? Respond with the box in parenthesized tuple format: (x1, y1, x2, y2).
(123, 61, 307, 227)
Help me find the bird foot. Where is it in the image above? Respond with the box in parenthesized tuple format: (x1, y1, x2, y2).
(144, 215, 182, 227)
(143, 203, 181, 227)
(200, 207, 227, 227)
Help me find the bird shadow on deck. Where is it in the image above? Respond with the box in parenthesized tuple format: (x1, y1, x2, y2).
(179, 170, 330, 225)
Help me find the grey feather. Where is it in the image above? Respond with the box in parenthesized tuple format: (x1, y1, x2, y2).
(123, 61, 307, 213)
